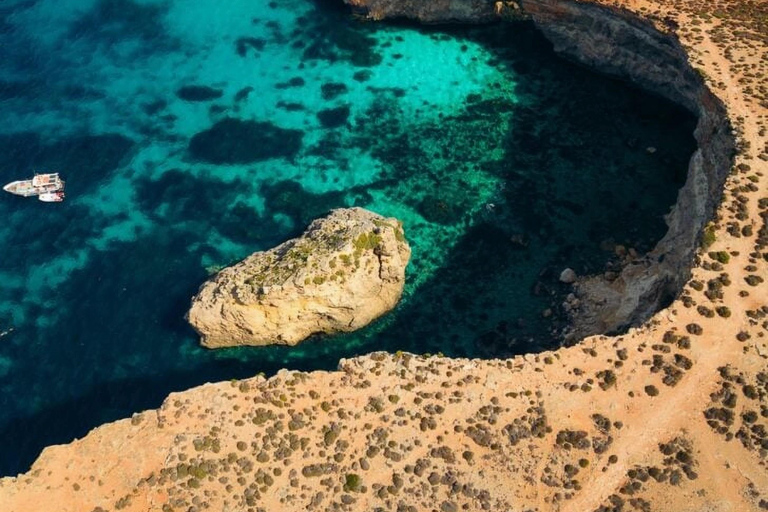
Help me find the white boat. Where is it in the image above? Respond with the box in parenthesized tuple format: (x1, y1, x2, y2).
(38, 191, 65, 202)
(3, 173, 65, 200)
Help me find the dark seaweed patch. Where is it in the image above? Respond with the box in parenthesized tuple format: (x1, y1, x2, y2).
(321, 82, 348, 100)
(353, 70, 372, 82)
(317, 105, 350, 129)
(0, 80, 41, 100)
(296, 0, 382, 67)
(208, 105, 227, 116)
(366, 85, 407, 98)
(417, 195, 465, 226)
(234, 87, 254, 102)
(260, 180, 362, 232)
(215, 201, 273, 245)
(176, 86, 223, 102)
(61, 84, 106, 101)
(275, 77, 306, 89)
(135, 169, 243, 223)
(134, 170, 281, 246)
(235, 36, 266, 57)
(276, 101, 305, 112)
(142, 99, 167, 116)
(188, 118, 303, 164)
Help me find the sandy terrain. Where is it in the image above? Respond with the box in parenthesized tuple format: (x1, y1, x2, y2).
(0, 0, 765, 510)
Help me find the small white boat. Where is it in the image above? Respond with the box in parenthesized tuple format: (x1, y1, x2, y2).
(38, 191, 65, 202)
(3, 172, 65, 201)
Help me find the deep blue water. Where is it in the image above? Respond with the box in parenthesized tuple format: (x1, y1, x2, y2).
(0, 0, 696, 475)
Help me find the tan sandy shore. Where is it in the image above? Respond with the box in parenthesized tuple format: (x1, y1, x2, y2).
(0, 0, 766, 510)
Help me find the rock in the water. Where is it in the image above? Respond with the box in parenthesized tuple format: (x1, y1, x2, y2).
(559, 268, 577, 284)
(187, 208, 410, 347)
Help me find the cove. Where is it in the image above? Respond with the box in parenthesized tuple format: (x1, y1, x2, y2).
(0, 0, 696, 476)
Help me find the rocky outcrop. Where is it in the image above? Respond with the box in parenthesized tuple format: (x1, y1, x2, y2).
(187, 208, 410, 347)
(344, 0, 734, 340)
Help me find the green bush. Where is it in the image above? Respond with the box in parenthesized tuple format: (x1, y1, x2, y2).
(709, 251, 730, 264)
(701, 224, 717, 249)
(344, 473, 362, 492)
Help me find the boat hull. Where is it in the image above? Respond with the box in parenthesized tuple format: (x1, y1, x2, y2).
(38, 192, 64, 202)
(3, 174, 65, 198)
(3, 181, 40, 197)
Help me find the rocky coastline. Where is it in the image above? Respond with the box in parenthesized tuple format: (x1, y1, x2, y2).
(0, 0, 765, 511)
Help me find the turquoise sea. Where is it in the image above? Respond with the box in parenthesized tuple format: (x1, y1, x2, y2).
(0, 0, 696, 475)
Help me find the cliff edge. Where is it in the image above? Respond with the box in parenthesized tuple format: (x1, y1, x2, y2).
(187, 207, 410, 347)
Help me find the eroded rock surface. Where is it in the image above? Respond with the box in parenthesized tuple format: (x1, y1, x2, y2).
(187, 207, 410, 347)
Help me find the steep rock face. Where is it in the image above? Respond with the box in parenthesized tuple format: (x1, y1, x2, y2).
(343, 0, 734, 339)
(187, 207, 410, 347)
(518, 0, 734, 339)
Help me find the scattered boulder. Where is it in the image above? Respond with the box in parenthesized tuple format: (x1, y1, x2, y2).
(187, 208, 410, 347)
(559, 268, 577, 284)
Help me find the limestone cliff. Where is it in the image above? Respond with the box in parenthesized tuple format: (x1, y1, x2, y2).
(517, 0, 734, 340)
(187, 208, 410, 347)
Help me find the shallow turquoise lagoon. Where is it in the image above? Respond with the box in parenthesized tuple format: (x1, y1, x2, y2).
(0, 0, 696, 474)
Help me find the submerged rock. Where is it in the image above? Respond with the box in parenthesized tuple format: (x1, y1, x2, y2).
(187, 208, 410, 347)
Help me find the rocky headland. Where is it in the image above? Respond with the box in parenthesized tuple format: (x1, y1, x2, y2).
(187, 207, 410, 347)
(1, 0, 766, 511)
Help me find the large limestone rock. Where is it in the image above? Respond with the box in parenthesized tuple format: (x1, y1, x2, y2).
(187, 208, 410, 348)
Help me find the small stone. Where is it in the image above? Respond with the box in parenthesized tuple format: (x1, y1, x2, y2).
(559, 268, 577, 284)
